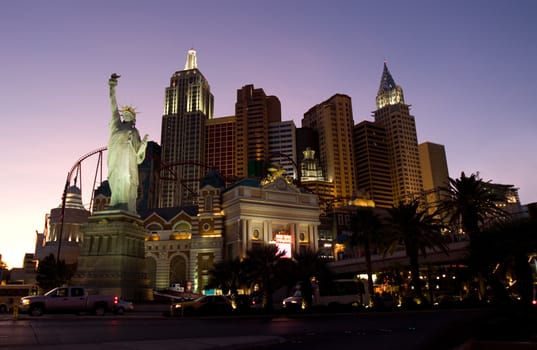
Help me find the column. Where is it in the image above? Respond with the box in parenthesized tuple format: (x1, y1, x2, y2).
(290, 223, 297, 253)
(240, 218, 247, 259)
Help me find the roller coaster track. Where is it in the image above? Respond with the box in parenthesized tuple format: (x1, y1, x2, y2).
(57, 146, 107, 262)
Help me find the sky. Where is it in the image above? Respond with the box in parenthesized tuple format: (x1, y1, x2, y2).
(1, 0, 536, 269)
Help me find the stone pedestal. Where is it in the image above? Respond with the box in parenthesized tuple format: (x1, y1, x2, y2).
(72, 210, 152, 301)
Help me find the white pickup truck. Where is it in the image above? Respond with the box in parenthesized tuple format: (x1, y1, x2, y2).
(19, 286, 119, 316)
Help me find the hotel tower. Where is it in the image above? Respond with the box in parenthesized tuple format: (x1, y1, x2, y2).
(159, 49, 214, 207)
(302, 94, 356, 202)
(374, 63, 423, 203)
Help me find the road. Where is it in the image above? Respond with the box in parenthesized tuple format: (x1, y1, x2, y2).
(0, 308, 496, 349)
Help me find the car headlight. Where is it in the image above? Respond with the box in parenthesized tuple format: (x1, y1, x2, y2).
(21, 299, 30, 306)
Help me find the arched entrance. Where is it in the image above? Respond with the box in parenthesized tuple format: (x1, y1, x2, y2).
(169, 255, 187, 286)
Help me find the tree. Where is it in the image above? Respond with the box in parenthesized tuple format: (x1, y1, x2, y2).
(476, 218, 537, 306)
(291, 249, 331, 308)
(206, 257, 246, 296)
(348, 208, 383, 300)
(439, 172, 509, 300)
(0, 258, 8, 283)
(36, 254, 74, 291)
(244, 244, 286, 310)
(385, 201, 448, 301)
(440, 172, 509, 241)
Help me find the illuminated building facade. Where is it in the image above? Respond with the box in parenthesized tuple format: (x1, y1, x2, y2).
(418, 141, 449, 208)
(222, 176, 320, 260)
(302, 94, 356, 202)
(235, 84, 281, 178)
(268, 120, 297, 180)
(143, 170, 320, 294)
(299, 147, 335, 215)
(489, 183, 526, 219)
(353, 120, 394, 208)
(374, 63, 423, 203)
(143, 207, 197, 291)
(205, 116, 237, 185)
(143, 170, 225, 293)
(160, 49, 214, 207)
(35, 186, 89, 265)
(300, 147, 324, 182)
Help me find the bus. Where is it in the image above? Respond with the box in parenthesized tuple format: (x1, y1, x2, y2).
(317, 279, 369, 307)
(282, 279, 370, 310)
(0, 284, 38, 313)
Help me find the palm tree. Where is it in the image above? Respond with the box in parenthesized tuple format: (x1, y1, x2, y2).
(291, 249, 331, 308)
(440, 171, 509, 300)
(206, 257, 245, 296)
(244, 244, 286, 310)
(348, 208, 383, 300)
(440, 172, 509, 240)
(385, 201, 448, 301)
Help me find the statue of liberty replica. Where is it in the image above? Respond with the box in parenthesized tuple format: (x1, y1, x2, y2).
(107, 74, 148, 213)
(72, 74, 152, 300)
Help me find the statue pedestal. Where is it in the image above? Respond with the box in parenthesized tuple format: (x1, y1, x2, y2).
(72, 210, 152, 301)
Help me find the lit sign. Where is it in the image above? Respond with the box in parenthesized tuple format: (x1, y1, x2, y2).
(274, 233, 292, 258)
(275, 234, 291, 243)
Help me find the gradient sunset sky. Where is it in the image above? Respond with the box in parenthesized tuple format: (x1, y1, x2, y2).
(1, 0, 536, 269)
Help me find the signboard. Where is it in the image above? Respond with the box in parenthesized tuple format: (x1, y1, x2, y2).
(274, 233, 292, 258)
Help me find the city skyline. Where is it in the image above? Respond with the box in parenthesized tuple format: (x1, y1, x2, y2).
(1, 0, 536, 269)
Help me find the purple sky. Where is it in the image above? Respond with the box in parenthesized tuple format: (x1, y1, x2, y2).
(1, 0, 536, 269)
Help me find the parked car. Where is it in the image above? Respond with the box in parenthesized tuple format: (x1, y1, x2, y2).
(229, 294, 263, 312)
(249, 294, 264, 309)
(114, 299, 134, 314)
(170, 295, 233, 316)
(19, 286, 118, 316)
(282, 290, 304, 310)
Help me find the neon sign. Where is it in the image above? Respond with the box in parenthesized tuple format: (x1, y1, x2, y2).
(274, 233, 292, 258)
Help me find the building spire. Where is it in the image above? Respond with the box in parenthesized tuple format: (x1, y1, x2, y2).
(184, 48, 198, 70)
(377, 61, 397, 95)
(376, 61, 405, 109)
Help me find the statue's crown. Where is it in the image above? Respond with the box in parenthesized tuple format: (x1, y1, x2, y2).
(121, 106, 137, 116)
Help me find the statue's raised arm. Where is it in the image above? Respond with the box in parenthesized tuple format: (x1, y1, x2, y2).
(106, 73, 148, 214)
(109, 74, 121, 130)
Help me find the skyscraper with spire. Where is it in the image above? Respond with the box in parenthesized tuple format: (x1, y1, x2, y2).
(159, 49, 214, 207)
(374, 63, 423, 203)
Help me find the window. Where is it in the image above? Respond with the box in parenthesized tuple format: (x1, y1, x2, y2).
(72, 288, 84, 297)
(205, 195, 213, 211)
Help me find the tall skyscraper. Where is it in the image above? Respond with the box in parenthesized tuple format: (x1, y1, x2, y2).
(302, 94, 356, 202)
(353, 120, 394, 208)
(268, 120, 297, 179)
(374, 63, 423, 204)
(205, 116, 237, 185)
(418, 141, 449, 207)
(159, 49, 214, 207)
(235, 84, 281, 178)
